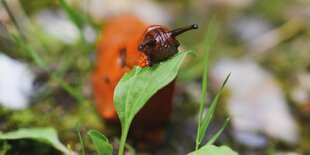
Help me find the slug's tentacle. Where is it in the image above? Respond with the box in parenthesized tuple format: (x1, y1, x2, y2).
(170, 24, 199, 38)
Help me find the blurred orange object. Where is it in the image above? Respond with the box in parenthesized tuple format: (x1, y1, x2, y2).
(91, 15, 175, 130)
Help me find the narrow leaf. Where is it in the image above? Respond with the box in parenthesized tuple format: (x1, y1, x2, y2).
(0, 127, 69, 154)
(198, 73, 231, 143)
(188, 144, 238, 155)
(87, 130, 113, 155)
(206, 118, 231, 145)
(59, 0, 84, 30)
(75, 122, 85, 155)
(12, 35, 47, 70)
(195, 16, 218, 149)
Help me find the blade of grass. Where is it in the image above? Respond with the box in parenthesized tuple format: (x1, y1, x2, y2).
(59, 0, 84, 30)
(206, 117, 231, 146)
(1, 0, 25, 39)
(195, 16, 218, 150)
(59, 0, 87, 43)
(12, 35, 47, 70)
(75, 121, 85, 155)
(197, 73, 230, 145)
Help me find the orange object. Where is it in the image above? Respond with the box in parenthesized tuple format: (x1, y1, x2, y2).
(91, 15, 197, 139)
(92, 15, 145, 121)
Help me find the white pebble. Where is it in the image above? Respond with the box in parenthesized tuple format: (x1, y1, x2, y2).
(0, 53, 35, 109)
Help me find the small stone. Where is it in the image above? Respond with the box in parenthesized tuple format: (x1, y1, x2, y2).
(0, 53, 35, 109)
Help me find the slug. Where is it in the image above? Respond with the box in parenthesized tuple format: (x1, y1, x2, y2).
(92, 15, 198, 143)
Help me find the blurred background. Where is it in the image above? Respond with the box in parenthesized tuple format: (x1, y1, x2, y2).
(0, 0, 310, 154)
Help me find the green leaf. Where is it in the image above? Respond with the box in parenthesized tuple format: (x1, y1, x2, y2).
(59, 0, 84, 30)
(114, 50, 194, 126)
(114, 50, 194, 154)
(188, 144, 238, 155)
(0, 127, 69, 154)
(87, 130, 113, 155)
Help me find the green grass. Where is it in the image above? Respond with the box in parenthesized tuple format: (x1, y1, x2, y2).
(188, 17, 235, 154)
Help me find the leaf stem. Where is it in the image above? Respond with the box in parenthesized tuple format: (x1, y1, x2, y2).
(118, 124, 130, 155)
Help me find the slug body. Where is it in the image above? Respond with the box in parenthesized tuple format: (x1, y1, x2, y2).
(92, 15, 198, 142)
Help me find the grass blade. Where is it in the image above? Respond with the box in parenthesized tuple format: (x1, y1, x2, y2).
(206, 117, 231, 145)
(75, 122, 85, 155)
(198, 73, 230, 144)
(12, 35, 47, 70)
(59, 0, 84, 30)
(195, 16, 218, 150)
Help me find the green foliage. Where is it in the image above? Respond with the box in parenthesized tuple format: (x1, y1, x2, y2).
(0, 141, 11, 155)
(178, 18, 219, 81)
(193, 17, 236, 154)
(197, 74, 230, 146)
(189, 144, 238, 155)
(59, 0, 84, 30)
(11, 34, 86, 105)
(75, 122, 85, 155)
(87, 130, 113, 155)
(0, 127, 69, 154)
(20, 1, 57, 14)
(195, 17, 217, 149)
(114, 50, 194, 155)
(206, 118, 230, 146)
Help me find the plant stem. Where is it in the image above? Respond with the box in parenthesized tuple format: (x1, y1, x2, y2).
(118, 124, 130, 155)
